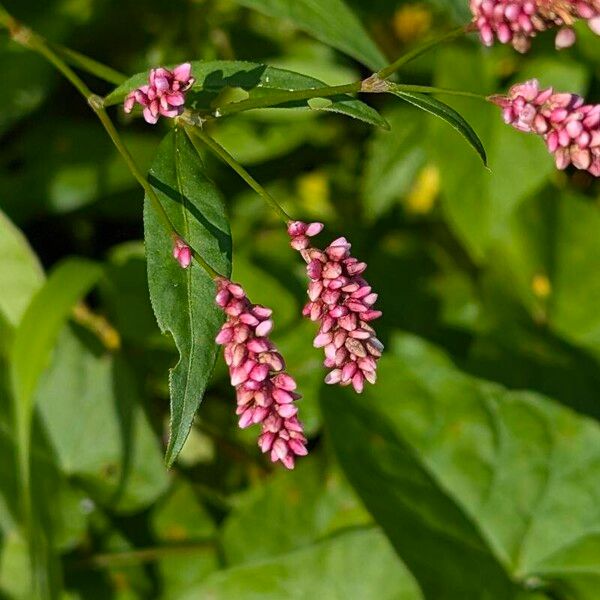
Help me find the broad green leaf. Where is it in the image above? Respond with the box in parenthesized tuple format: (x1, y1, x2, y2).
(145, 128, 232, 467)
(104, 61, 387, 129)
(231, 0, 387, 70)
(392, 89, 487, 167)
(0, 208, 44, 327)
(181, 528, 422, 600)
(37, 327, 169, 512)
(322, 341, 600, 599)
(221, 456, 370, 565)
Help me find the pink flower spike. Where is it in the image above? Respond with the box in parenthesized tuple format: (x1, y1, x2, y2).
(214, 278, 307, 469)
(123, 63, 195, 123)
(289, 223, 384, 393)
(492, 79, 600, 177)
(470, 0, 600, 52)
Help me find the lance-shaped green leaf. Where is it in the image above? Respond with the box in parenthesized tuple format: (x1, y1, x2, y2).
(230, 0, 387, 70)
(322, 339, 600, 599)
(145, 128, 231, 467)
(104, 61, 387, 129)
(391, 89, 487, 166)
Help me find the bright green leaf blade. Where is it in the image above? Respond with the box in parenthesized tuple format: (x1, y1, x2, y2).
(183, 528, 422, 599)
(104, 61, 387, 129)
(0, 209, 44, 328)
(231, 0, 387, 70)
(145, 128, 232, 467)
(221, 456, 370, 565)
(36, 327, 169, 512)
(322, 341, 600, 599)
(392, 89, 487, 166)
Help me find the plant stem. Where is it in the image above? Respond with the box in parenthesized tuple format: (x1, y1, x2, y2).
(0, 9, 221, 280)
(390, 83, 487, 101)
(377, 25, 471, 80)
(184, 124, 292, 223)
(212, 81, 362, 118)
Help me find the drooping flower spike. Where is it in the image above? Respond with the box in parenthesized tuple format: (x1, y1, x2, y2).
(470, 0, 600, 53)
(491, 79, 600, 176)
(289, 222, 383, 394)
(215, 278, 307, 469)
(124, 63, 195, 124)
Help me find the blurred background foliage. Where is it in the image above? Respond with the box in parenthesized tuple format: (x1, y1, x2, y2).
(0, 0, 599, 598)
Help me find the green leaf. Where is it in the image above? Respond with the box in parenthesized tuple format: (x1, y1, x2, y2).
(182, 528, 422, 599)
(11, 259, 103, 456)
(145, 128, 232, 467)
(322, 341, 600, 599)
(36, 327, 169, 512)
(230, 0, 387, 70)
(0, 208, 44, 328)
(221, 456, 370, 565)
(104, 61, 387, 129)
(391, 89, 487, 167)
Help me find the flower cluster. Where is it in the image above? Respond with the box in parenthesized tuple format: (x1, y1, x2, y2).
(491, 79, 600, 176)
(470, 0, 600, 52)
(215, 278, 307, 469)
(288, 222, 383, 394)
(124, 63, 195, 124)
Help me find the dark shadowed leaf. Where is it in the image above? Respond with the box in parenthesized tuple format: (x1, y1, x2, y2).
(145, 128, 231, 466)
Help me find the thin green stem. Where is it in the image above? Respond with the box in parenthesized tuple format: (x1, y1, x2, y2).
(49, 42, 127, 85)
(377, 25, 471, 80)
(184, 124, 292, 223)
(390, 83, 487, 101)
(212, 81, 361, 118)
(0, 9, 221, 280)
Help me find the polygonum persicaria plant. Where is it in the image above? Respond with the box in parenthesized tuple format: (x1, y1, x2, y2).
(491, 79, 600, 175)
(214, 278, 307, 469)
(470, 0, 600, 52)
(3, 0, 598, 476)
